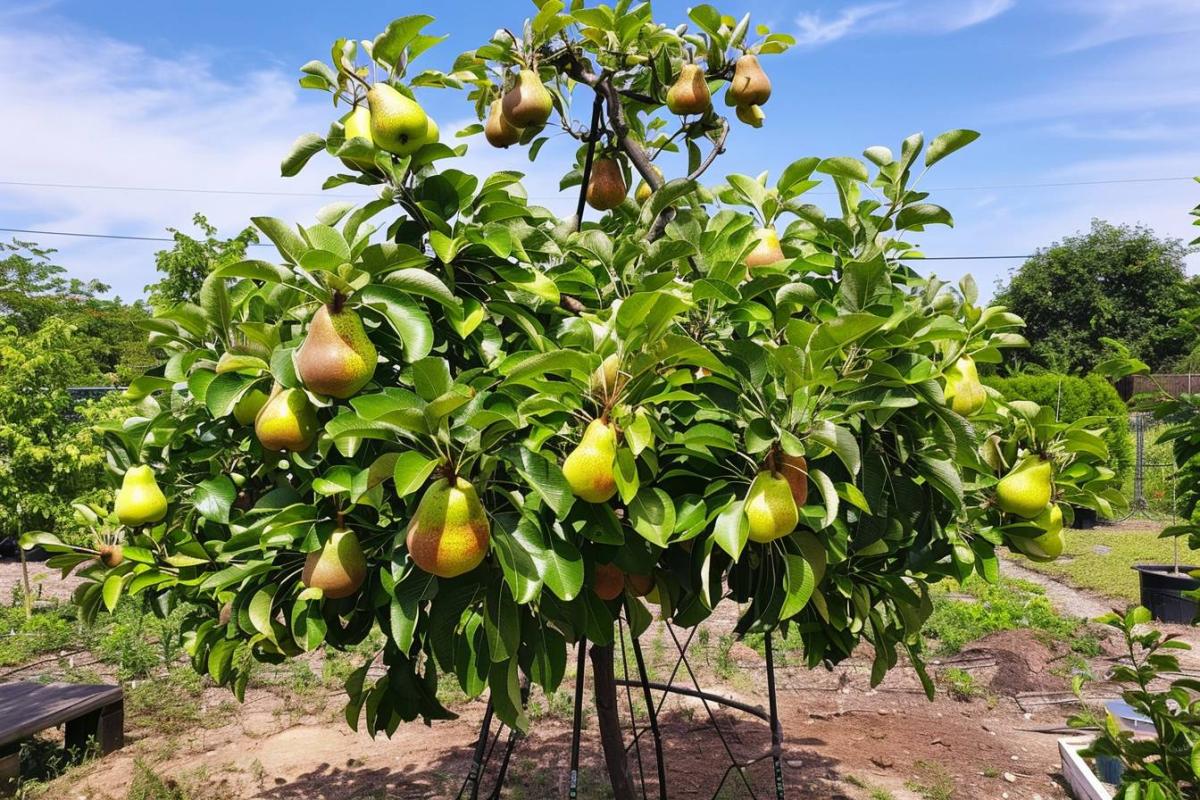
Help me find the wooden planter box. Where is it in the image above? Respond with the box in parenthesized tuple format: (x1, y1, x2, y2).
(1059, 737, 1113, 800)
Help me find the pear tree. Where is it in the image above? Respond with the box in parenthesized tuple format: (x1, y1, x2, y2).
(24, 2, 1126, 795)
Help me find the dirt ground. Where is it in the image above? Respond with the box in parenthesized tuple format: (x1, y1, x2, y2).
(4, 556, 1197, 800)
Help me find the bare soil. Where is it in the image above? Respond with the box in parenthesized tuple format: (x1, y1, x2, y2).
(6, 556, 1194, 799)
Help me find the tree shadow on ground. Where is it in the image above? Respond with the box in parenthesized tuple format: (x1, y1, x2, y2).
(255, 706, 849, 799)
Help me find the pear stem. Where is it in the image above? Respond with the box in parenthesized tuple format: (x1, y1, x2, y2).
(335, 510, 345, 529)
(330, 290, 346, 314)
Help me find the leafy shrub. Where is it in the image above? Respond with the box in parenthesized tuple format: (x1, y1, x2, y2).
(987, 372, 1132, 482)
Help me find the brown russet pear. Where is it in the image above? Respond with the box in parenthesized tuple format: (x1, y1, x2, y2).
(296, 301, 377, 399)
(255, 385, 318, 452)
(586, 158, 627, 211)
(563, 418, 618, 503)
(779, 454, 808, 508)
(367, 82, 431, 156)
(484, 99, 522, 148)
(114, 465, 168, 527)
(501, 69, 553, 128)
(302, 526, 367, 599)
(944, 355, 986, 416)
(406, 477, 491, 578)
(745, 226, 785, 268)
(726, 54, 772, 106)
(735, 104, 765, 128)
(625, 573, 654, 598)
(666, 63, 712, 115)
(99, 544, 124, 568)
(232, 387, 269, 426)
(594, 563, 624, 601)
(744, 470, 799, 543)
(995, 455, 1053, 518)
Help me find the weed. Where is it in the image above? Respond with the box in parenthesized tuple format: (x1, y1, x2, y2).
(905, 760, 956, 800)
(938, 667, 980, 702)
(126, 667, 205, 735)
(714, 634, 736, 680)
(924, 577, 1089, 655)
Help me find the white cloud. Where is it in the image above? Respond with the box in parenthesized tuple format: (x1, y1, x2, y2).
(1058, 0, 1200, 51)
(793, 0, 1013, 47)
(0, 22, 574, 300)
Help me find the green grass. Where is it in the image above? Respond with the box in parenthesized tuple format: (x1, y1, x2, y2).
(924, 576, 1099, 656)
(1015, 527, 1191, 602)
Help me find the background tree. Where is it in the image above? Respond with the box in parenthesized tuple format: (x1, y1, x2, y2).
(145, 213, 259, 309)
(994, 219, 1198, 374)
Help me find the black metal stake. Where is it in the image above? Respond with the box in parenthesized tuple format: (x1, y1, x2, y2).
(629, 631, 667, 800)
(569, 637, 588, 799)
(765, 631, 785, 800)
(465, 699, 496, 800)
(574, 93, 606, 225)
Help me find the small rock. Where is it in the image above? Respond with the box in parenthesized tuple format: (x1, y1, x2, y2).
(871, 756, 894, 769)
(786, 760, 806, 768)
(981, 723, 992, 732)
(1011, 755, 1019, 761)
(877, 708, 890, 715)
(1004, 772, 1017, 783)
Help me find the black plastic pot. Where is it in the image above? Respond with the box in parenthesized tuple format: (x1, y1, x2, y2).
(1070, 506, 1097, 530)
(1134, 564, 1200, 624)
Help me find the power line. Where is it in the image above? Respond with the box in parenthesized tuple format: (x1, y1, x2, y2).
(0, 174, 1194, 200)
(0, 227, 1036, 260)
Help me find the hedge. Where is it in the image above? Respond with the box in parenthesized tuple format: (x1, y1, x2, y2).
(986, 373, 1133, 483)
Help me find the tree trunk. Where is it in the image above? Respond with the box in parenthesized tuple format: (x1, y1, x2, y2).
(591, 643, 635, 800)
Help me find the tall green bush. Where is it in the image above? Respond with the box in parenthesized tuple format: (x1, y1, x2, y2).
(987, 373, 1132, 482)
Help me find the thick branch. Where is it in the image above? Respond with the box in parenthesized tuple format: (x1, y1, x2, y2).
(591, 644, 636, 800)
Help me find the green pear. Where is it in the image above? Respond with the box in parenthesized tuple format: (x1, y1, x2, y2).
(254, 386, 318, 452)
(635, 166, 663, 205)
(563, 419, 618, 503)
(1011, 506, 1065, 562)
(744, 470, 799, 543)
(232, 387, 269, 426)
(296, 302, 377, 399)
(944, 355, 986, 416)
(302, 526, 368, 599)
(367, 83, 430, 156)
(589, 354, 624, 399)
(745, 227, 784, 268)
(114, 465, 168, 527)
(726, 54, 772, 106)
(484, 98, 522, 148)
(339, 105, 376, 172)
(501, 69, 553, 128)
(406, 477, 491, 578)
(995, 455, 1053, 518)
(735, 104, 765, 128)
(666, 63, 711, 115)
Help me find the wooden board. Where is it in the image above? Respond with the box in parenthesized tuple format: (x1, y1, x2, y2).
(1059, 737, 1114, 800)
(0, 682, 123, 747)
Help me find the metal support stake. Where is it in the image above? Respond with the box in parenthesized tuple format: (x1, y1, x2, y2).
(629, 631, 668, 800)
(573, 93, 606, 225)
(569, 638, 588, 799)
(465, 700, 496, 800)
(765, 632, 785, 800)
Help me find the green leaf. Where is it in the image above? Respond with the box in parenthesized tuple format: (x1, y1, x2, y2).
(194, 476, 236, 524)
(382, 268, 459, 308)
(712, 498, 748, 560)
(252, 217, 308, 264)
(281, 133, 326, 177)
(373, 15, 436, 66)
(393, 451, 438, 497)
(780, 554, 815, 618)
(358, 285, 434, 361)
(628, 488, 676, 547)
(509, 448, 575, 519)
(895, 204, 953, 229)
(925, 129, 980, 167)
(816, 157, 869, 182)
(248, 587, 276, 638)
(102, 573, 123, 612)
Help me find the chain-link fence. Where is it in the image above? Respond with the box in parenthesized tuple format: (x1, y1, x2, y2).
(1120, 411, 1178, 521)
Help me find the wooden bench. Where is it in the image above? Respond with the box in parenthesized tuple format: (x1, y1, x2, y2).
(0, 682, 124, 792)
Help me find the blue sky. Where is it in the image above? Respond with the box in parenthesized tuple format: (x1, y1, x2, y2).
(1, 0, 1197, 301)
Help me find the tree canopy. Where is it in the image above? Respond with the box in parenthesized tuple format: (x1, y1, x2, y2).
(994, 219, 1198, 374)
(146, 214, 260, 310)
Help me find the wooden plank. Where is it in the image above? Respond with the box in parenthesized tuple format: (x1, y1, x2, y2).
(0, 682, 123, 747)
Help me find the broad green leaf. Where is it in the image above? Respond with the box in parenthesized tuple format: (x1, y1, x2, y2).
(925, 129, 980, 167)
